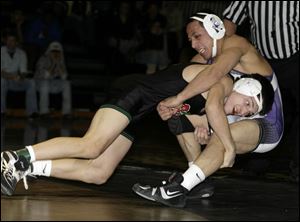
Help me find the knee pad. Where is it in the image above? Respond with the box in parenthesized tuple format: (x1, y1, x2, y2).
(168, 115, 195, 135)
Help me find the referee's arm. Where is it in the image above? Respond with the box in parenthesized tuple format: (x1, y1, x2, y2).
(223, 19, 237, 37)
(222, 1, 247, 37)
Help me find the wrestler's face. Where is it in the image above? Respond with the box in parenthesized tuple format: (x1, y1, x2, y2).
(186, 20, 213, 60)
(224, 92, 259, 117)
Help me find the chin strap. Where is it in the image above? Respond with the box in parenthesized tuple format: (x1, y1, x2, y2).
(212, 38, 217, 58)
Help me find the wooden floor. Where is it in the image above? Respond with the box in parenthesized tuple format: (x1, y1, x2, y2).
(1, 112, 299, 221)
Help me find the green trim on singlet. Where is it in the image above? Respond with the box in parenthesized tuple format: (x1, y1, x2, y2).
(120, 131, 135, 142)
(100, 104, 132, 121)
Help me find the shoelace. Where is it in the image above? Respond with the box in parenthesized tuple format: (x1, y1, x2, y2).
(1, 156, 7, 173)
(159, 172, 179, 186)
(1, 152, 10, 172)
(2, 156, 30, 190)
(22, 173, 29, 190)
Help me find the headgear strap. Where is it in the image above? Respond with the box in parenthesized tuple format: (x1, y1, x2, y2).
(190, 13, 225, 57)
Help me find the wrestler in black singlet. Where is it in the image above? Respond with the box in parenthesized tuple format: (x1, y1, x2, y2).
(103, 62, 207, 123)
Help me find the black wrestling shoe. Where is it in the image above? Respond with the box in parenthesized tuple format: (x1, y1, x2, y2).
(186, 178, 214, 199)
(1, 151, 19, 174)
(132, 172, 188, 208)
(133, 173, 215, 208)
(1, 151, 31, 196)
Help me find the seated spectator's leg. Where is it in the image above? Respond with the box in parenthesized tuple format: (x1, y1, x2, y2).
(50, 79, 72, 115)
(37, 80, 50, 115)
(61, 80, 72, 115)
(146, 50, 157, 74)
(146, 64, 157, 74)
(1, 78, 8, 114)
(24, 79, 38, 115)
(158, 50, 169, 71)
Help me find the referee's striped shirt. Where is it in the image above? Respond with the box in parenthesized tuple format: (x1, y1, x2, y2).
(223, 1, 299, 59)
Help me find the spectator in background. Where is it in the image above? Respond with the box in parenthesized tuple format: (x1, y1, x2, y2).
(161, 1, 184, 63)
(34, 41, 72, 119)
(5, 9, 27, 46)
(1, 31, 5, 47)
(136, 1, 170, 74)
(24, 6, 62, 51)
(23, 6, 62, 72)
(63, 1, 95, 48)
(1, 31, 38, 119)
(43, 1, 68, 25)
(223, 1, 299, 182)
(107, 1, 142, 75)
(3, 9, 37, 72)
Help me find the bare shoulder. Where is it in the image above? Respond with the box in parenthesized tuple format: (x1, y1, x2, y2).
(224, 35, 272, 75)
(223, 34, 251, 50)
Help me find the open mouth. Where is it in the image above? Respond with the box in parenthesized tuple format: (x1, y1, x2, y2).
(198, 48, 206, 54)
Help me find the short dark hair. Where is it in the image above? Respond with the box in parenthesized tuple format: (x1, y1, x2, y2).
(239, 74, 274, 115)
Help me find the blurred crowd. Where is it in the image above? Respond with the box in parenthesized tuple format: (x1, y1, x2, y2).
(1, 0, 230, 117)
(1, 1, 230, 74)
